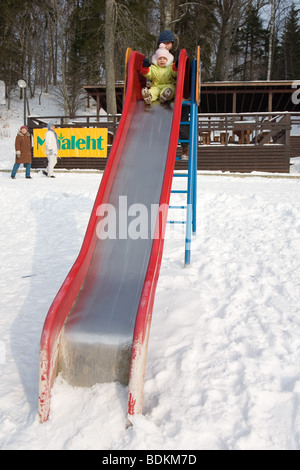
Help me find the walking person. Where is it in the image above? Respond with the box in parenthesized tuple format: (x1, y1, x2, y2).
(43, 122, 59, 178)
(11, 125, 32, 179)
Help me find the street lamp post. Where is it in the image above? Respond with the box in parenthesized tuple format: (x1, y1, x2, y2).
(17, 79, 27, 126)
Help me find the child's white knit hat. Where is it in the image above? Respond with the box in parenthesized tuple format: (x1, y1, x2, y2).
(153, 43, 173, 65)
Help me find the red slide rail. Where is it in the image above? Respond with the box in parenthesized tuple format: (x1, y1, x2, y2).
(38, 51, 145, 423)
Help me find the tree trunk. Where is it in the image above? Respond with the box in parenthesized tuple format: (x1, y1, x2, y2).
(160, 0, 176, 30)
(214, 19, 231, 80)
(53, 0, 69, 116)
(105, 0, 117, 116)
(214, 0, 245, 81)
(267, 0, 275, 80)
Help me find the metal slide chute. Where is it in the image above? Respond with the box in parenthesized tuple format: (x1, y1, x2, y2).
(38, 49, 188, 423)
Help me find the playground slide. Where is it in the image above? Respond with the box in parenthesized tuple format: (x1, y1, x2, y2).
(38, 49, 189, 423)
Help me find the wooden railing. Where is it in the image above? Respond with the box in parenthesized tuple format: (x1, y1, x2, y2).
(28, 112, 300, 148)
(197, 112, 293, 147)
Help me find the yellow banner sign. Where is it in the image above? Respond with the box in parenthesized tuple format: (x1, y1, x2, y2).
(33, 128, 108, 158)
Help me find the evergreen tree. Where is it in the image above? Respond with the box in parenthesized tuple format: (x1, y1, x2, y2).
(0, 1, 22, 97)
(174, 0, 215, 81)
(231, 3, 267, 80)
(68, 0, 106, 84)
(275, 2, 300, 79)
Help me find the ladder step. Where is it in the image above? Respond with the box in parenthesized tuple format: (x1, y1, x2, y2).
(171, 190, 187, 194)
(173, 173, 188, 177)
(180, 121, 190, 125)
(167, 221, 186, 224)
(169, 205, 187, 209)
(178, 139, 189, 144)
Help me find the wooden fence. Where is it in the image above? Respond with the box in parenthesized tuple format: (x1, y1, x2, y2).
(196, 112, 292, 173)
(28, 112, 300, 174)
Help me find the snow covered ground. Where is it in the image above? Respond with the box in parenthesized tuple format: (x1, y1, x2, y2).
(0, 90, 300, 450)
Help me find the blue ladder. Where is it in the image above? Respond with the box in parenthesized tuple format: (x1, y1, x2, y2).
(168, 58, 198, 266)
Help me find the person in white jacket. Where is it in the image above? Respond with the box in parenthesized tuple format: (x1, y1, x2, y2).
(43, 122, 59, 178)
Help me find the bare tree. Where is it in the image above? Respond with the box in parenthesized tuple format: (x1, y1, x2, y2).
(160, 0, 205, 30)
(160, 0, 177, 29)
(51, 0, 69, 116)
(105, 0, 117, 116)
(267, 0, 276, 79)
(213, 0, 248, 81)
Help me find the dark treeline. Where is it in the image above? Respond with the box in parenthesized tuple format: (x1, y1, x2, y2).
(0, 0, 299, 115)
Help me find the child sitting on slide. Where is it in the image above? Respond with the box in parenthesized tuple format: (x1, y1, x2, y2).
(140, 43, 177, 105)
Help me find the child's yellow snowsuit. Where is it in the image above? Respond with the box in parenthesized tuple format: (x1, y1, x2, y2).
(142, 63, 177, 102)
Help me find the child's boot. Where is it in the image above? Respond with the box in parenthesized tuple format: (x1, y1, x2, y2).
(142, 87, 152, 105)
(160, 88, 172, 103)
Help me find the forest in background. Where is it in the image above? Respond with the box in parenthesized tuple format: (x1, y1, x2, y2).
(0, 0, 299, 116)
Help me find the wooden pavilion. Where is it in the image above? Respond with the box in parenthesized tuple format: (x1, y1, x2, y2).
(29, 80, 300, 173)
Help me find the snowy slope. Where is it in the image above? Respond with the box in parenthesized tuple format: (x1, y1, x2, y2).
(0, 89, 300, 450)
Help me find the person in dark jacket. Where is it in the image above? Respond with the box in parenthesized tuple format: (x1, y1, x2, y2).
(11, 126, 32, 179)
